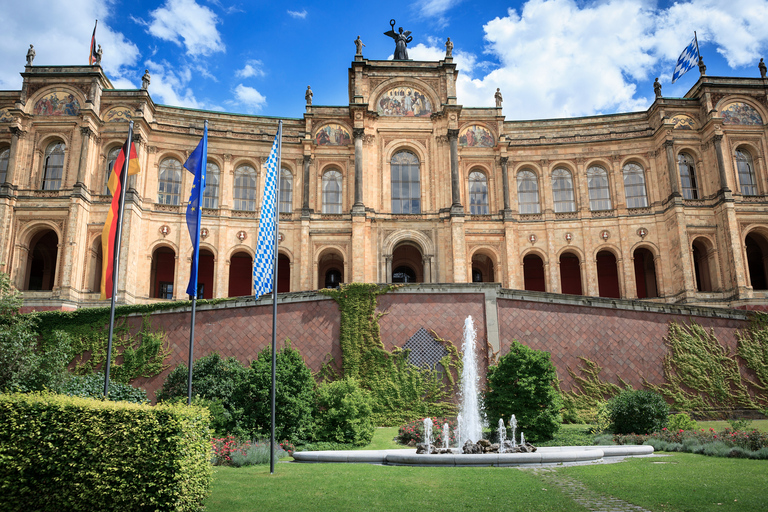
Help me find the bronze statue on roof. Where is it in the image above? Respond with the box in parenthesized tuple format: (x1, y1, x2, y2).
(384, 19, 412, 60)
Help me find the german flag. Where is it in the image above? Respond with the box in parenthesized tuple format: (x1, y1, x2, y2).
(100, 138, 140, 300)
(89, 20, 98, 65)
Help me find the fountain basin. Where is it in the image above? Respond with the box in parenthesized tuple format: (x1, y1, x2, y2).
(292, 445, 654, 466)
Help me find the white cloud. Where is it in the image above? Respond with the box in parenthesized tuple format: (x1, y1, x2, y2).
(0, 0, 139, 91)
(454, 0, 768, 120)
(147, 0, 225, 56)
(233, 84, 266, 113)
(145, 60, 202, 108)
(236, 60, 266, 78)
(417, 0, 463, 17)
(287, 9, 307, 19)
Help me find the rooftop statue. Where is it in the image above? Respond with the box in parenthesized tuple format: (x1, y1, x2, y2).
(384, 19, 412, 60)
(760, 58, 767, 79)
(26, 45, 35, 66)
(354, 36, 365, 56)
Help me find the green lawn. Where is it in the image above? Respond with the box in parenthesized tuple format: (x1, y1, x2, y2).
(695, 419, 768, 432)
(206, 453, 768, 512)
(353, 427, 401, 450)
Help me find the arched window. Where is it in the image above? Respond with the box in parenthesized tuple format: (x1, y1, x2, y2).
(735, 149, 757, 196)
(322, 169, 343, 213)
(517, 170, 540, 214)
(622, 162, 648, 208)
(203, 162, 219, 209)
(587, 166, 612, 211)
(391, 151, 420, 214)
(469, 171, 489, 214)
(279, 168, 292, 213)
(104, 146, 121, 195)
(42, 142, 65, 190)
(552, 168, 576, 213)
(158, 158, 182, 205)
(234, 165, 257, 211)
(0, 147, 9, 184)
(678, 153, 698, 199)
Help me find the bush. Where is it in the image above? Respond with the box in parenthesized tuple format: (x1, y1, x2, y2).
(484, 340, 562, 443)
(667, 412, 697, 431)
(0, 392, 211, 511)
(240, 342, 316, 443)
(315, 378, 375, 446)
(607, 389, 669, 434)
(59, 373, 148, 403)
(157, 352, 249, 436)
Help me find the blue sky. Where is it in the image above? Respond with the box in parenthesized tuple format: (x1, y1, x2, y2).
(2, 0, 767, 120)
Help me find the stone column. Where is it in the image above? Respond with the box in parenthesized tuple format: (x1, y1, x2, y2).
(3, 127, 24, 186)
(75, 126, 92, 186)
(500, 157, 510, 210)
(422, 255, 431, 284)
(712, 134, 730, 192)
(353, 128, 364, 210)
(385, 255, 392, 283)
(302, 155, 311, 216)
(664, 140, 681, 196)
(448, 129, 462, 212)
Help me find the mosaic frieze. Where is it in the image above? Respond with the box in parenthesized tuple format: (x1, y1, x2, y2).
(376, 86, 432, 117)
(0, 108, 13, 123)
(459, 125, 494, 147)
(33, 91, 81, 116)
(315, 123, 351, 145)
(671, 115, 695, 130)
(721, 102, 763, 125)
(104, 106, 133, 123)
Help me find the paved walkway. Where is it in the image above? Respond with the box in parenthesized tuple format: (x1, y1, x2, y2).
(529, 468, 653, 512)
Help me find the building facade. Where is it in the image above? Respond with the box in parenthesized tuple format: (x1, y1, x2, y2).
(2, 51, 768, 311)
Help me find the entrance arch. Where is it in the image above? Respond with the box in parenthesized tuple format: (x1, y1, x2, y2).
(559, 251, 582, 295)
(471, 251, 496, 283)
(596, 250, 620, 298)
(228, 251, 253, 297)
(87, 235, 103, 293)
(745, 233, 768, 290)
(392, 242, 423, 283)
(25, 229, 58, 290)
(150, 246, 176, 299)
(692, 237, 716, 292)
(523, 253, 546, 292)
(318, 249, 344, 289)
(633, 247, 658, 298)
(195, 248, 215, 299)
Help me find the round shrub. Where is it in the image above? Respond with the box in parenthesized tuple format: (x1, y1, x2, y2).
(60, 373, 148, 403)
(314, 378, 375, 446)
(667, 412, 697, 431)
(607, 389, 669, 434)
(157, 353, 249, 436)
(483, 340, 562, 443)
(239, 343, 316, 443)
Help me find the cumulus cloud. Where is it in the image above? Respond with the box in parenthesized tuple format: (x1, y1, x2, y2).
(233, 84, 267, 113)
(145, 60, 203, 108)
(236, 60, 266, 78)
(0, 0, 139, 90)
(287, 9, 307, 19)
(454, 0, 768, 119)
(147, 0, 225, 56)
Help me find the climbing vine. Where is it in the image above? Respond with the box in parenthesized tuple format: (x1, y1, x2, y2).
(319, 283, 462, 425)
(561, 357, 630, 412)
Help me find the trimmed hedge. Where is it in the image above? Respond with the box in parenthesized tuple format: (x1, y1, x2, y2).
(0, 392, 211, 511)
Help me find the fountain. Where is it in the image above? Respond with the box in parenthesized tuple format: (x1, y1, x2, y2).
(293, 314, 655, 466)
(458, 316, 482, 446)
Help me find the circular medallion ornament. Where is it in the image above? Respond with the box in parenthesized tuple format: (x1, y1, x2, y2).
(565, 232, 573, 243)
(159, 225, 170, 237)
(528, 234, 537, 244)
(200, 228, 209, 240)
(236, 230, 247, 242)
(600, 230, 610, 241)
(277, 232, 285, 243)
(637, 227, 648, 239)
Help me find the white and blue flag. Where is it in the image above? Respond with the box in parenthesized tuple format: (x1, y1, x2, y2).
(672, 35, 699, 84)
(253, 123, 282, 298)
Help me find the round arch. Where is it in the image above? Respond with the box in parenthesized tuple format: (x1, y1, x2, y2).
(369, 77, 441, 116)
(469, 246, 500, 283)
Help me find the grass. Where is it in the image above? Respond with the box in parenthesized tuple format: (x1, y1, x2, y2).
(695, 419, 768, 432)
(206, 463, 588, 512)
(206, 453, 768, 512)
(563, 453, 768, 512)
(354, 427, 401, 450)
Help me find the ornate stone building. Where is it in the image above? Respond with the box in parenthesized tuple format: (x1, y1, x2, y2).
(2, 50, 768, 311)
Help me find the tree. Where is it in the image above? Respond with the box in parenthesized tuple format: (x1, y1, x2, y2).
(483, 340, 562, 442)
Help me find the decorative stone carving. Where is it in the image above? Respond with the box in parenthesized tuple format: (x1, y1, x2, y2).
(159, 225, 170, 237)
(236, 230, 247, 242)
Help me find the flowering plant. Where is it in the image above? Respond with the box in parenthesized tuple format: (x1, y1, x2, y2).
(614, 427, 768, 452)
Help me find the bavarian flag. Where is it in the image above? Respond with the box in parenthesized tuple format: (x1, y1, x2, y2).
(100, 137, 140, 300)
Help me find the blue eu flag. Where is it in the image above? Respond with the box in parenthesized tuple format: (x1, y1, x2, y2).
(185, 123, 208, 297)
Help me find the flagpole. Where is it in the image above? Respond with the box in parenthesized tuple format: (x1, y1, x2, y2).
(270, 120, 282, 475)
(694, 31, 699, 55)
(186, 119, 208, 405)
(103, 120, 133, 398)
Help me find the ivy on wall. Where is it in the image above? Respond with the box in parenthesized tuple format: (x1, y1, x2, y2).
(319, 283, 462, 425)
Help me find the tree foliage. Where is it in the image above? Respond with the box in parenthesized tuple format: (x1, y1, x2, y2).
(484, 340, 562, 442)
